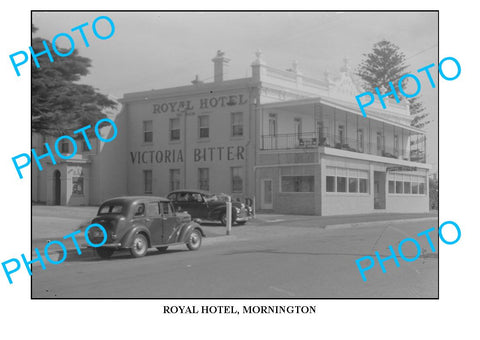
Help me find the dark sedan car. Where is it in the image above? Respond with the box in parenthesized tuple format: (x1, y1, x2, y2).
(167, 189, 252, 226)
(88, 196, 205, 258)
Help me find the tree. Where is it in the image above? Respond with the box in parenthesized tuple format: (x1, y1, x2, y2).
(31, 25, 117, 136)
(356, 40, 430, 129)
(429, 175, 438, 210)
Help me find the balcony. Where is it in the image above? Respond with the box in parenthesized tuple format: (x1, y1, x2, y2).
(260, 131, 426, 163)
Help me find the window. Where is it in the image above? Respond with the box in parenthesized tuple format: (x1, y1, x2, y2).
(170, 118, 180, 141)
(232, 112, 244, 137)
(326, 176, 335, 192)
(281, 176, 314, 192)
(395, 181, 403, 194)
(146, 202, 160, 216)
(134, 203, 145, 216)
(388, 180, 395, 194)
(160, 202, 173, 216)
(143, 120, 153, 143)
(198, 115, 209, 138)
(358, 129, 364, 152)
(72, 177, 84, 195)
(317, 121, 324, 139)
(99, 204, 124, 215)
(376, 132, 383, 155)
(349, 177, 358, 193)
(359, 178, 368, 193)
(231, 167, 243, 193)
(337, 176, 347, 192)
(419, 182, 425, 194)
(338, 125, 345, 144)
(412, 182, 419, 194)
(326, 167, 369, 194)
(394, 134, 399, 156)
(294, 118, 302, 139)
(198, 168, 209, 191)
(388, 173, 426, 195)
(144, 170, 152, 194)
(61, 141, 69, 154)
(268, 114, 277, 136)
(169, 169, 180, 192)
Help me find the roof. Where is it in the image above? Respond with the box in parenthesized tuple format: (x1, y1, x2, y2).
(102, 196, 170, 204)
(168, 189, 212, 195)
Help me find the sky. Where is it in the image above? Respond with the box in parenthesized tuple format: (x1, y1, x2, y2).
(32, 11, 438, 170)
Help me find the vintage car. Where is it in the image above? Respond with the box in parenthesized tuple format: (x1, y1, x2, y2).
(167, 189, 252, 226)
(88, 196, 205, 259)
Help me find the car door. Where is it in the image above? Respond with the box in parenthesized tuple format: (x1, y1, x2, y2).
(190, 193, 209, 219)
(145, 201, 163, 244)
(160, 201, 180, 244)
(175, 192, 201, 218)
(171, 192, 190, 213)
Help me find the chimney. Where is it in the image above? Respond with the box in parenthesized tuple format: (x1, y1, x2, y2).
(212, 50, 230, 83)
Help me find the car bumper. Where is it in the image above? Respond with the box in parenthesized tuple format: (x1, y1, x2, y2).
(90, 242, 122, 248)
(236, 215, 252, 222)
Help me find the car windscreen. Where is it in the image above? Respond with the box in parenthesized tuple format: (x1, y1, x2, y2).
(98, 203, 125, 215)
(204, 194, 219, 202)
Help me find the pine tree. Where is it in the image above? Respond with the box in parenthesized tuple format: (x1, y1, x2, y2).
(356, 40, 430, 129)
(31, 25, 117, 136)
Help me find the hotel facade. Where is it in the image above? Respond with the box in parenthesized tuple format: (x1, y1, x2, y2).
(32, 51, 431, 215)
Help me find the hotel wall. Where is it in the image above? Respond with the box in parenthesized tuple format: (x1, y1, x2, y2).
(89, 109, 128, 205)
(256, 166, 317, 215)
(320, 156, 373, 216)
(125, 86, 254, 199)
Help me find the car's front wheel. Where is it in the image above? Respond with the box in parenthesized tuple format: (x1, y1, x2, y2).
(187, 229, 202, 251)
(96, 247, 114, 259)
(130, 233, 148, 258)
(219, 211, 237, 226)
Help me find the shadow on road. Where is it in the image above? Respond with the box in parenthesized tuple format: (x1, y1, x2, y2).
(221, 248, 438, 260)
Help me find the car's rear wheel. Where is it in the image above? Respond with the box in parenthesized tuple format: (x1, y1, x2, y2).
(130, 233, 148, 258)
(96, 247, 114, 259)
(156, 246, 168, 252)
(187, 229, 202, 251)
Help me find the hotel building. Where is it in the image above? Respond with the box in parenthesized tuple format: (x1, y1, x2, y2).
(32, 50, 431, 215)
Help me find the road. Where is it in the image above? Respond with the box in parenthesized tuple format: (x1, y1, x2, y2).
(32, 219, 438, 298)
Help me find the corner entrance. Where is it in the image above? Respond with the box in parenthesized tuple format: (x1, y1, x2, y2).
(260, 179, 273, 209)
(54, 170, 61, 205)
(374, 171, 386, 209)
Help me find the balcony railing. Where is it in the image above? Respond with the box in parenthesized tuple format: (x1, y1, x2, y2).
(260, 132, 426, 163)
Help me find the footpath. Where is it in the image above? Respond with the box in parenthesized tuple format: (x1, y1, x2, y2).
(32, 205, 438, 257)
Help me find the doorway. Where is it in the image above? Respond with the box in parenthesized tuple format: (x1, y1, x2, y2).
(260, 179, 273, 209)
(54, 170, 61, 205)
(268, 114, 277, 149)
(374, 171, 386, 209)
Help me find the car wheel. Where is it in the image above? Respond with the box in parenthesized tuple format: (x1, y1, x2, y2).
(130, 233, 148, 258)
(220, 211, 237, 226)
(220, 213, 227, 226)
(96, 247, 114, 259)
(156, 246, 168, 252)
(187, 229, 202, 251)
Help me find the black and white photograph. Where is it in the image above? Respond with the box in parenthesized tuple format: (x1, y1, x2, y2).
(26, 11, 439, 298)
(4, 1, 480, 339)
